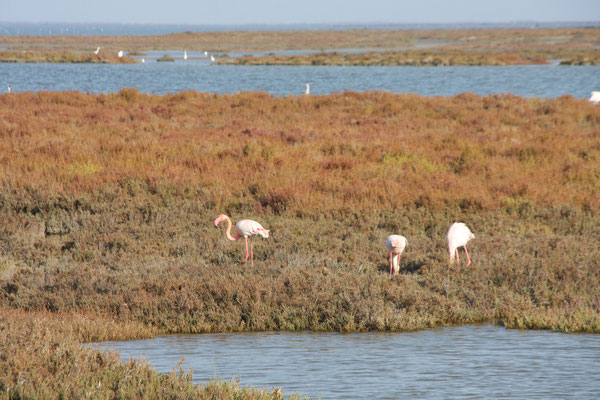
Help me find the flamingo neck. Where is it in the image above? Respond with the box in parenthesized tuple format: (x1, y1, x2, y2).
(221, 216, 241, 241)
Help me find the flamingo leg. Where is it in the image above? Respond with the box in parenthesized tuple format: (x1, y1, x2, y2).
(250, 238, 254, 267)
(464, 245, 471, 266)
(389, 251, 393, 277)
(244, 237, 249, 262)
(455, 248, 460, 265)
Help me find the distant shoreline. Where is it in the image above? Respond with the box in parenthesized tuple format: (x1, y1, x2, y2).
(1, 20, 599, 36)
(1, 26, 598, 65)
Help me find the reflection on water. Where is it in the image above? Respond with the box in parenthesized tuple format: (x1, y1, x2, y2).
(1, 61, 599, 98)
(92, 325, 600, 399)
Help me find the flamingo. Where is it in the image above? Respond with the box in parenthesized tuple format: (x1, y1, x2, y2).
(214, 214, 269, 266)
(589, 92, 600, 104)
(118, 50, 124, 58)
(386, 235, 407, 276)
(94, 47, 101, 54)
(183, 50, 188, 60)
(447, 222, 475, 266)
(210, 54, 215, 62)
(305, 83, 310, 95)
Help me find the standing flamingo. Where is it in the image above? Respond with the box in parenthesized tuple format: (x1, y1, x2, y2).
(447, 222, 475, 266)
(214, 214, 269, 266)
(386, 234, 407, 276)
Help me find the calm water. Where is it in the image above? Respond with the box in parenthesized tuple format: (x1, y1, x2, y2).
(92, 325, 600, 399)
(2, 60, 600, 98)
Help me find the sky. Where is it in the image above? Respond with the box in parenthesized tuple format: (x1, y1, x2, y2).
(3, 0, 600, 25)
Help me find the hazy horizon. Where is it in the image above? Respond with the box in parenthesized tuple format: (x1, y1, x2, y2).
(4, 0, 600, 26)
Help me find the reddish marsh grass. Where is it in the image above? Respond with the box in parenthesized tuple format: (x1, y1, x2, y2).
(0, 90, 599, 397)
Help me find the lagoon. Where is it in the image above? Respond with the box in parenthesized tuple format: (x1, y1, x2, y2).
(2, 60, 600, 98)
(92, 325, 600, 399)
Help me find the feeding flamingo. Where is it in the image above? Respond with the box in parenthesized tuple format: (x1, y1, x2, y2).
(446, 222, 475, 266)
(386, 234, 407, 276)
(214, 214, 269, 266)
(589, 92, 600, 104)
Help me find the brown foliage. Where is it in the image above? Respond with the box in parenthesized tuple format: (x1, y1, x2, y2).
(0, 90, 599, 397)
(1, 90, 599, 212)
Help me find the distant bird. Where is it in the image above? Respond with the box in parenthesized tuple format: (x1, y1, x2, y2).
(118, 50, 124, 58)
(214, 214, 269, 267)
(386, 235, 407, 276)
(183, 50, 188, 60)
(94, 47, 101, 54)
(305, 83, 310, 95)
(210, 54, 215, 62)
(204, 51, 208, 56)
(447, 222, 475, 266)
(7, 85, 10, 93)
(589, 91, 600, 104)
(141, 58, 145, 63)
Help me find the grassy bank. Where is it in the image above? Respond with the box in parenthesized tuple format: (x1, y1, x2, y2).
(218, 50, 553, 66)
(0, 51, 137, 64)
(1, 90, 599, 396)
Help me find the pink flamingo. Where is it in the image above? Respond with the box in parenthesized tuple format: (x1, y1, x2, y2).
(446, 222, 475, 266)
(214, 214, 269, 266)
(386, 234, 407, 276)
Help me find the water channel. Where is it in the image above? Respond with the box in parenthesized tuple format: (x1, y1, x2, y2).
(92, 324, 600, 399)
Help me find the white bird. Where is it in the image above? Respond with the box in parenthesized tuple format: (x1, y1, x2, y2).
(94, 47, 101, 54)
(386, 235, 407, 276)
(7, 85, 11, 94)
(305, 83, 310, 95)
(118, 50, 124, 58)
(589, 91, 600, 104)
(204, 51, 208, 56)
(141, 58, 145, 63)
(210, 54, 215, 62)
(214, 214, 270, 267)
(183, 50, 188, 60)
(447, 222, 475, 266)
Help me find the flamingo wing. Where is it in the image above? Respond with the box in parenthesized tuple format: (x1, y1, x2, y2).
(235, 219, 269, 238)
(386, 235, 407, 253)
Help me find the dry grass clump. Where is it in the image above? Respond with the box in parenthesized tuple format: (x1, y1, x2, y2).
(0, 90, 599, 397)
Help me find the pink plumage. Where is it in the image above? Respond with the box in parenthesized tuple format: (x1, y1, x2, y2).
(446, 222, 475, 266)
(214, 214, 269, 266)
(386, 234, 407, 277)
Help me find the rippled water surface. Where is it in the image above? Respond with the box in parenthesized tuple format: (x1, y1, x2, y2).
(92, 325, 600, 399)
(2, 60, 600, 98)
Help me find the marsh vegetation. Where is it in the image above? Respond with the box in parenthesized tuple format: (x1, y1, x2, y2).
(1, 90, 599, 397)
(1, 27, 598, 64)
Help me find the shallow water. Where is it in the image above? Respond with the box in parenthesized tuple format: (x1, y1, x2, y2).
(2, 60, 600, 98)
(92, 325, 600, 399)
